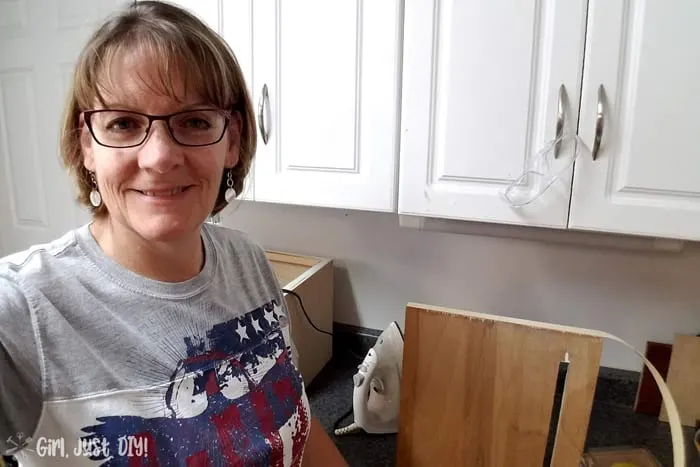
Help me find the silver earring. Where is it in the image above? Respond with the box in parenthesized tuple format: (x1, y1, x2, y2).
(89, 172, 102, 207)
(224, 169, 235, 202)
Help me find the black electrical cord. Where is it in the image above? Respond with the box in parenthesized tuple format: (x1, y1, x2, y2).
(282, 288, 377, 435)
(281, 288, 333, 337)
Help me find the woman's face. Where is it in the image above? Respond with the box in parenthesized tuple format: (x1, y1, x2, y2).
(81, 53, 241, 243)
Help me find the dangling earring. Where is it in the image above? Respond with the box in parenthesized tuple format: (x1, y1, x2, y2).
(89, 172, 102, 207)
(224, 168, 235, 202)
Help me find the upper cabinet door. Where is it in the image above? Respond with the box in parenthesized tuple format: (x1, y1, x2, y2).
(251, 0, 402, 212)
(168, 0, 256, 202)
(398, 0, 588, 228)
(570, 2, 700, 241)
(222, 0, 255, 202)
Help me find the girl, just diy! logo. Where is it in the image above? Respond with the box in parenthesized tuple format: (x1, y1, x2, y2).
(6, 432, 148, 459)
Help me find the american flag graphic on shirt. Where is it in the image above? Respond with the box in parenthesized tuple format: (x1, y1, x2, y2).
(77, 299, 310, 466)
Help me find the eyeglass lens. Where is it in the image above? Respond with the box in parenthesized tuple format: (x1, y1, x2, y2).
(88, 110, 227, 147)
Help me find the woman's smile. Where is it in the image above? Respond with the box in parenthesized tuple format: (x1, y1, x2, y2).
(132, 184, 194, 198)
(128, 185, 198, 210)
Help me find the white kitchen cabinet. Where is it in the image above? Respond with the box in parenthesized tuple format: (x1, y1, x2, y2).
(398, 0, 589, 229)
(175, 0, 403, 212)
(166, 0, 256, 202)
(221, 0, 255, 202)
(248, 0, 402, 212)
(399, 0, 700, 243)
(569, 1, 700, 241)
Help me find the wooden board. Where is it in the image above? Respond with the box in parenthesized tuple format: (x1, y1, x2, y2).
(659, 334, 700, 426)
(634, 341, 673, 416)
(266, 251, 320, 287)
(397, 303, 602, 467)
(582, 447, 662, 467)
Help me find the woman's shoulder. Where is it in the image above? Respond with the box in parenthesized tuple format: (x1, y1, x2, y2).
(203, 223, 280, 287)
(0, 227, 82, 285)
(0, 233, 66, 348)
(203, 223, 268, 260)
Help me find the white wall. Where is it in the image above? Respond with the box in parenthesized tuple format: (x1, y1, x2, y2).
(222, 200, 700, 372)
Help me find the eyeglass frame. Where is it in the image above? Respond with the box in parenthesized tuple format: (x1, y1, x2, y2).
(82, 107, 236, 149)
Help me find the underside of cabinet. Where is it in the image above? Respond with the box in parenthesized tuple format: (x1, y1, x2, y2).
(266, 251, 334, 386)
(398, 214, 685, 253)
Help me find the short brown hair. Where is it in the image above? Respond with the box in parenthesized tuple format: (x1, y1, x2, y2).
(60, 0, 257, 217)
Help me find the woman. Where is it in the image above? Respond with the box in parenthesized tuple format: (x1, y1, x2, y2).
(0, 2, 347, 466)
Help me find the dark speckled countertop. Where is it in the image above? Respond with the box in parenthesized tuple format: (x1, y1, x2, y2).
(307, 348, 700, 467)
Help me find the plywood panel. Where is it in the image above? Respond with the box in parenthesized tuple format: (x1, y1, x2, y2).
(266, 250, 320, 287)
(266, 250, 333, 385)
(284, 261, 333, 385)
(660, 334, 700, 427)
(397, 303, 602, 467)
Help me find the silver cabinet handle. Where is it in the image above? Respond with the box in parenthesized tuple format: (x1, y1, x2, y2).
(258, 84, 271, 145)
(554, 84, 566, 159)
(592, 84, 605, 161)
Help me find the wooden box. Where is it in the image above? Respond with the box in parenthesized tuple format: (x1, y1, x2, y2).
(266, 250, 334, 386)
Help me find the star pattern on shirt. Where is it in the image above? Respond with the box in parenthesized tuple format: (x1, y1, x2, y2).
(263, 306, 277, 326)
(236, 321, 249, 341)
(252, 318, 264, 335)
(273, 301, 288, 326)
(273, 302, 284, 318)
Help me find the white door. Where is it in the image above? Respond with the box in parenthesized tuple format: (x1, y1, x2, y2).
(0, 0, 125, 257)
(250, 0, 402, 212)
(399, 0, 588, 228)
(570, 2, 700, 241)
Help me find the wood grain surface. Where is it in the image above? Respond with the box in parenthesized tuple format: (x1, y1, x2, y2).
(397, 303, 602, 467)
(659, 334, 700, 427)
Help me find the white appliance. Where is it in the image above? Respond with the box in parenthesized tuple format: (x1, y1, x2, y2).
(335, 321, 404, 436)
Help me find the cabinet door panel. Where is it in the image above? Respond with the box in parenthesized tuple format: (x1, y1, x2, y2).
(221, 0, 255, 202)
(571, 1, 700, 240)
(399, 0, 587, 228)
(252, 0, 402, 212)
(168, 0, 256, 203)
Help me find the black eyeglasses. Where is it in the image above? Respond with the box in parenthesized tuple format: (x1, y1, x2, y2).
(83, 108, 233, 148)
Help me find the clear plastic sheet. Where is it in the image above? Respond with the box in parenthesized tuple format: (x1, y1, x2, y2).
(501, 134, 591, 208)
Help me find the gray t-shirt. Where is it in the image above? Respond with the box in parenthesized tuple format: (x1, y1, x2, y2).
(0, 223, 310, 466)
